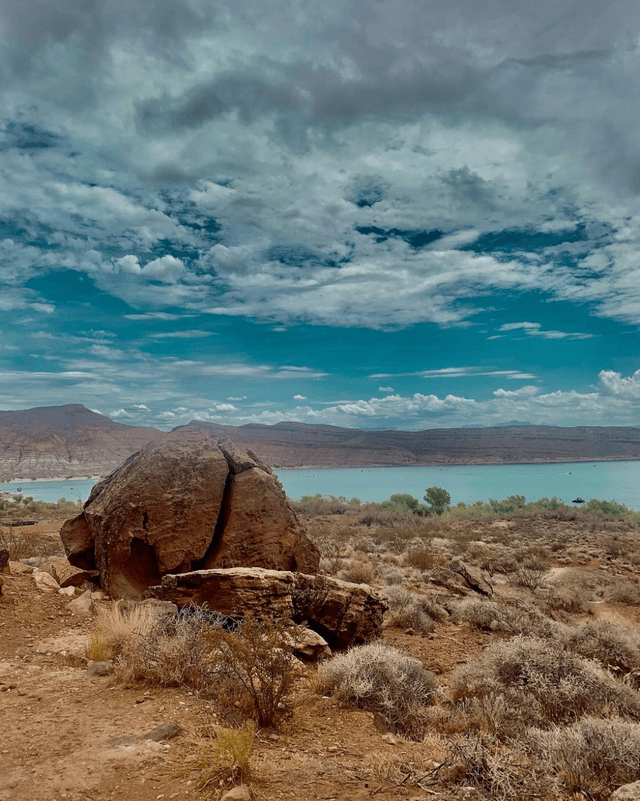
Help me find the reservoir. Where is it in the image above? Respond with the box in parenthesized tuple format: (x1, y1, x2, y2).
(2, 460, 640, 509)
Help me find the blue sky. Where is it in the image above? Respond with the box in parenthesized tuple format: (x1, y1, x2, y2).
(2, 0, 640, 431)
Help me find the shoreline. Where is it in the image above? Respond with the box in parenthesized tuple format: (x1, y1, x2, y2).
(1, 456, 638, 480)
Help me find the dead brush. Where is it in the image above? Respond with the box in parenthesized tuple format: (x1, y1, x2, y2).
(525, 716, 640, 801)
(316, 640, 437, 740)
(201, 612, 303, 728)
(0, 526, 61, 561)
(114, 605, 215, 690)
(91, 600, 166, 661)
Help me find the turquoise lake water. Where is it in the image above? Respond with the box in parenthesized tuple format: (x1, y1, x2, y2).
(2, 460, 640, 509)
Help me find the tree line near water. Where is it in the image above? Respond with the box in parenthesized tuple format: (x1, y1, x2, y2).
(295, 488, 640, 523)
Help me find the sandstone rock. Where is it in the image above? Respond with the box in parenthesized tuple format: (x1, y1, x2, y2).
(9, 561, 33, 575)
(61, 428, 319, 599)
(58, 586, 76, 596)
(67, 589, 94, 617)
(291, 627, 331, 660)
(220, 786, 251, 801)
(448, 560, 493, 596)
(147, 567, 387, 648)
(611, 781, 640, 800)
(0, 549, 9, 575)
(424, 567, 471, 595)
(141, 721, 182, 742)
(33, 570, 60, 592)
(0, 575, 3, 595)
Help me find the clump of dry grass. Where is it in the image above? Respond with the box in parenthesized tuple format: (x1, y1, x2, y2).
(453, 597, 561, 639)
(181, 723, 256, 799)
(338, 555, 374, 585)
(316, 640, 436, 740)
(0, 526, 62, 561)
(91, 600, 166, 661)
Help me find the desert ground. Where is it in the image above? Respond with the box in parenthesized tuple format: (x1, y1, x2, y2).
(2, 501, 640, 801)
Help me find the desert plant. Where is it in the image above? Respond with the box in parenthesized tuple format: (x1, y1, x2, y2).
(114, 604, 214, 690)
(338, 556, 374, 585)
(202, 612, 302, 728)
(525, 717, 640, 800)
(316, 640, 436, 739)
(450, 635, 640, 737)
(406, 546, 446, 571)
(185, 723, 256, 798)
(383, 585, 447, 633)
(562, 619, 640, 682)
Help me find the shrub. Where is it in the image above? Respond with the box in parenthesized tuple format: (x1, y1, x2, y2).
(454, 598, 560, 639)
(383, 585, 447, 633)
(563, 620, 640, 681)
(316, 640, 436, 739)
(0, 526, 62, 561)
(406, 546, 447, 571)
(202, 612, 302, 728)
(338, 557, 374, 585)
(114, 605, 214, 691)
(450, 635, 640, 737)
(424, 487, 451, 516)
(526, 717, 640, 801)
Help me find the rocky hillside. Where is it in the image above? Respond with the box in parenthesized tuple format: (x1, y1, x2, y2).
(3, 404, 640, 479)
(177, 419, 640, 468)
(0, 404, 160, 480)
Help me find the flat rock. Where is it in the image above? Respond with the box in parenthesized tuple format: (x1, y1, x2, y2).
(61, 428, 319, 599)
(147, 567, 387, 648)
(87, 661, 114, 677)
(448, 560, 493, 596)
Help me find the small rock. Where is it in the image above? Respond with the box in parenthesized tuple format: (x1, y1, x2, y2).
(87, 661, 114, 677)
(33, 570, 60, 593)
(611, 780, 640, 800)
(141, 722, 182, 742)
(220, 786, 251, 801)
(290, 628, 332, 660)
(91, 590, 108, 601)
(382, 733, 398, 745)
(58, 586, 76, 597)
(67, 589, 94, 617)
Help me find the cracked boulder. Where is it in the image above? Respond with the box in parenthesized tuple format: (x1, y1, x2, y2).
(147, 567, 388, 648)
(60, 428, 320, 599)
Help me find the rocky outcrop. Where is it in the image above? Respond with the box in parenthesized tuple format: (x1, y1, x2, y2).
(146, 567, 388, 648)
(448, 560, 493, 596)
(60, 429, 319, 599)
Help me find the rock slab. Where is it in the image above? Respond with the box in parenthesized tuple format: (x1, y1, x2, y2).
(611, 781, 640, 800)
(146, 567, 388, 648)
(60, 429, 319, 599)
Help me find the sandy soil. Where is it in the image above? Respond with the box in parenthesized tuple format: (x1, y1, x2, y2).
(2, 513, 640, 801)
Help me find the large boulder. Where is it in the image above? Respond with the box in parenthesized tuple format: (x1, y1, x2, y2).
(147, 567, 388, 648)
(60, 429, 319, 599)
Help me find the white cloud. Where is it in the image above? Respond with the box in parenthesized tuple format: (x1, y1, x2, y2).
(497, 322, 595, 340)
(493, 385, 540, 398)
(133, 404, 150, 410)
(599, 369, 640, 399)
(227, 395, 247, 401)
(212, 403, 237, 411)
(110, 408, 130, 418)
(379, 386, 394, 393)
(293, 394, 306, 400)
(149, 330, 214, 339)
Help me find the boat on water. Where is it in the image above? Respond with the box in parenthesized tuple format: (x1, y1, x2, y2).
(572, 497, 585, 504)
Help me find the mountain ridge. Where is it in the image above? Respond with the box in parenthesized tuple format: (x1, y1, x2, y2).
(2, 404, 640, 479)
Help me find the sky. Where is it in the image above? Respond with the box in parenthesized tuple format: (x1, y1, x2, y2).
(2, 0, 640, 432)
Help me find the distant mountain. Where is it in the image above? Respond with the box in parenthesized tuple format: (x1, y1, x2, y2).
(0, 404, 161, 481)
(3, 404, 640, 480)
(174, 419, 640, 469)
